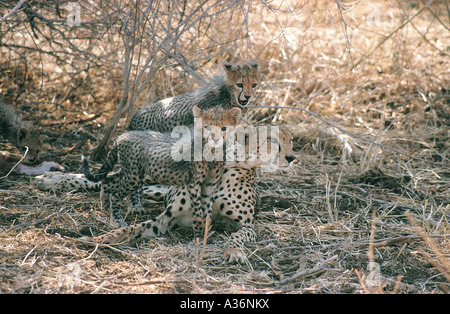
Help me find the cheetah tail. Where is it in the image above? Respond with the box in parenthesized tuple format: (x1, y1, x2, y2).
(81, 150, 115, 182)
(81, 155, 99, 182)
(82, 145, 119, 182)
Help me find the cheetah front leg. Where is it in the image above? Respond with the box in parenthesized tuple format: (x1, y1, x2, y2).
(100, 174, 127, 228)
(102, 172, 142, 228)
(127, 188, 146, 214)
(87, 184, 201, 245)
(200, 183, 215, 230)
(188, 183, 204, 239)
(214, 190, 258, 263)
(223, 226, 256, 263)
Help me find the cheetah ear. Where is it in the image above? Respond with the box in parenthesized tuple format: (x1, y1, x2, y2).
(223, 59, 234, 71)
(17, 127, 30, 144)
(227, 107, 242, 124)
(248, 60, 258, 68)
(192, 105, 202, 118)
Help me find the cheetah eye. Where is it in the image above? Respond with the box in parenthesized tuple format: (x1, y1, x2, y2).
(204, 126, 211, 132)
(221, 126, 227, 131)
(252, 83, 258, 88)
(236, 83, 243, 88)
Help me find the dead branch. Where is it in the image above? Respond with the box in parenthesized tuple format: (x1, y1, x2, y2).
(0, 146, 28, 179)
(351, 234, 447, 248)
(0, 0, 27, 23)
(90, 0, 240, 161)
(279, 255, 338, 284)
(352, 0, 435, 69)
(408, 213, 450, 283)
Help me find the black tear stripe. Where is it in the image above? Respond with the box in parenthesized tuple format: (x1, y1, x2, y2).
(238, 88, 244, 101)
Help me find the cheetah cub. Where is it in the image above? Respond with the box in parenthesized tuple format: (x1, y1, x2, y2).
(0, 101, 43, 164)
(81, 105, 241, 237)
(128, 60, 259, 133)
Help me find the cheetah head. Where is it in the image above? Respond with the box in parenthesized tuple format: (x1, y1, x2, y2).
(16, 124, 43, 164)
(193, 105, 241, 157)
(275, 127, 296, 168)
(229, 126, 296, 170)
(192, 105, 241, 140)
(223, 60, 260, 107)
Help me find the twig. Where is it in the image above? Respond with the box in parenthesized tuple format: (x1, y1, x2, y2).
(334, 0, 354, 64)
(279, 255, 337, 284)
(352, 0, 434, 69)
(41, 113, 101, 127)
(21, 243, 38, 265)
(351, 234, 446, 248)
(199, 216, 211, 265)
(354, 269, 369, 293)
(424, 0, 450, 32)
(0, 0, 27, 23)
(195, 216, 212, 268)
(368, 210, 376, 267)
(418, 248, 450, 282)
(118, 279, 186, 286)
(0, 146, 28, 180)
(408, 213, 450, 282)
(445, 0, 450, 25)
(193, 216, 212, 283)
(396, 0, 450, 57)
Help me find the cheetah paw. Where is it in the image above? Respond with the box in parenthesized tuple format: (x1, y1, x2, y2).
(79, 234, 118, 245)
(223, 248, 247, 264)
(34, 171, 67, 190)
(78, 236, 105, 244)
(127, 203, 146, 214)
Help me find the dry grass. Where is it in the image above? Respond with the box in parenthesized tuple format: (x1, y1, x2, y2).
(0, 0, 449, 293)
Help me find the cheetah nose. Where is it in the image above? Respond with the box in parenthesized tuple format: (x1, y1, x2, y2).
(244, 95, 251, 100)
(285, 155, 295, 163)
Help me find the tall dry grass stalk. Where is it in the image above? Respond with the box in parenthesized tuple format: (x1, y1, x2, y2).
(408, 213, 450, 286)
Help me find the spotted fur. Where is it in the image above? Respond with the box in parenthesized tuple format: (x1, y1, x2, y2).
(82, 128, 295, 263)
(81, 106, 241, 235)
(35, 60, 277, 262)
(128, 60, 259, 133)
(34, 171, 169, 204)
